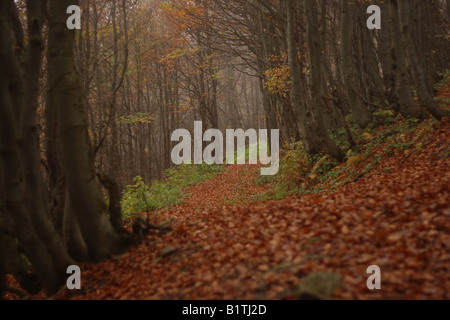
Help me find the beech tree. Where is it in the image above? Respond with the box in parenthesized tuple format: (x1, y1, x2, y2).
(0, 0, 130, 295)
(1, 0, 74, 295)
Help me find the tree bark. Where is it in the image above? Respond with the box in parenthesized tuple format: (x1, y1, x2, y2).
(340, 0, 374, 128)
(397, 0, 447, 120)
(47, 0, 126, 261)
(305, 0, 345, 161)
(20, 0, 74, 280)
(389, 0, 421, 118)
(63, 192, 89, 262)
(287, 0, 313, 152)
(0, 0, 73, 295)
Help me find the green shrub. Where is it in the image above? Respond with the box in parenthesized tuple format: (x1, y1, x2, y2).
(264, 141, 312, 198)
(166, 163, 223, 188)
(121, 164, 223, 218)
(121, 176, 183, 219)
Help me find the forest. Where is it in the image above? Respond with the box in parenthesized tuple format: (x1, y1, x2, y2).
(0, 0, 449, 301)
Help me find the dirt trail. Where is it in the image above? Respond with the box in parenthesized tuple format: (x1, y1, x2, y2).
(157, 164, 271, 223)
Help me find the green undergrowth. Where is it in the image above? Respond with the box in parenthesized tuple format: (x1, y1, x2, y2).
(434, 69, 450, 92)
(121, 163, 223, 219)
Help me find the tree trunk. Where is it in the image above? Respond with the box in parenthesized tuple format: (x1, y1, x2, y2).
(20, 0, 74, 280)
(47, 0, 126, 261)
(340, 0, 373, 128)
(305, 0, 345, 161)
(389, 0, 421, 118)
(63, 191, 89, 262)
(379, 1, 394, 100)
(0, 0, 74, 295)
(287, 0, 313, 152)
(0, 59, 63, 295)
(397, 0, 447, 120)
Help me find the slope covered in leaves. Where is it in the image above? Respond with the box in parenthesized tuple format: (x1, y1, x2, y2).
(48, 117, 449, 300)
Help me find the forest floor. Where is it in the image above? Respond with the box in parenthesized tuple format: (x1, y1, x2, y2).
(59, 119, 449, 300)
(5, 86, 450, 301)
